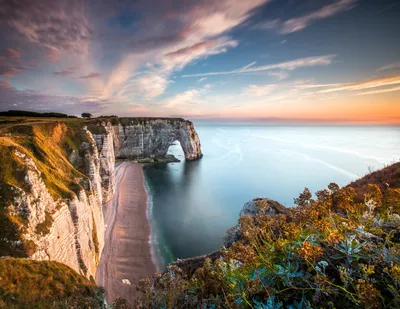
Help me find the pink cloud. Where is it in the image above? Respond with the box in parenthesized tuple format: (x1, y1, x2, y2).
(53, 67, 78, 76)
(282, 0, 357, 34)
(0, 80, 15, 90)
(5, 48, 21, 59)
(79, 72, 104, 79)
(165, 41, 217, 58)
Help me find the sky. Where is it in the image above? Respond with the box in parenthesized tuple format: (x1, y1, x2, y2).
(0, 0, 399, 124)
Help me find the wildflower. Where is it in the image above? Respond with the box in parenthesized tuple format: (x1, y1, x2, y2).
(360, 264, 375, 275)
(327, 230, 343, 245)
(355, 279, 381, 309)
(390, 264, 400, 281)
(297, 241, 323, 261)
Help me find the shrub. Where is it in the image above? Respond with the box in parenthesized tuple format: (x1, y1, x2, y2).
(132, 183, 400, 309)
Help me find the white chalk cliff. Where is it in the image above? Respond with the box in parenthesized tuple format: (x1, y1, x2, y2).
(1, 118, 202, 278)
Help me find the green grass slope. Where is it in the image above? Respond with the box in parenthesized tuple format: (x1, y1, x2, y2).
(0, 258, 103, 309)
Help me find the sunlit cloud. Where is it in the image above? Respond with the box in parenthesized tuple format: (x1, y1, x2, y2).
(281, 0, 357, 34)
(318, 75, 400, 93)
(243, 84, 279, 97)
(357, 85, 400, 96)
(182, 55, 336, 77)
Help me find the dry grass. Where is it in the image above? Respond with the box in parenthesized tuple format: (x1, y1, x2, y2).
(0, 258, 103, 309)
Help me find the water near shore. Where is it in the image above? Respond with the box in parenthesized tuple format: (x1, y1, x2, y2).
(144, 125, 400, 269)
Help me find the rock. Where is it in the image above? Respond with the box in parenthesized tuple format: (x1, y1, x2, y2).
(239, 198, 288, 217)
(12, 146, 104, 278)
(224, 198, 288, 247)
(109, 118, 202, 161)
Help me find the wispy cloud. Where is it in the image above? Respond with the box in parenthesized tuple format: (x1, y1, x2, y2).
(268, 71, 289, 81)
(357, 85, 400, 96)
(0, 49, 30, 77)
(198, 77, 207, 83)
(282, 0, 357, 34)
(252, 1, 357, 34)
(53, 67, 78, 76)
(377, 62, 400, 72)
(79, 72, 103, 79)
(318, 75, 400, 93)
(182, 55, 336, 77)
(243, 84, 279, 97)
(5, 48, 21, 59)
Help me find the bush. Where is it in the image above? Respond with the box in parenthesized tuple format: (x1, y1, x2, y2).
(132, 183, 400, 309)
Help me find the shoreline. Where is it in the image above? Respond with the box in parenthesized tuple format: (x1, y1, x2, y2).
(96, 162, 157, 304)
(143, 173, 162, 273)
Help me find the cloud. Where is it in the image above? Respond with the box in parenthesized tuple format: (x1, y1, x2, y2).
(0, 50, 31, 77)
(79, 72, 104, 79)
(357, 85, 400, 96)
(198, 77, 207, 83)
(281, 0, 357, 34)
(182, 55, 336, 77)
(165, 41, 218, 58)
(0, 0, 91, 54)
(0, 80, 104, 115)
(243, 84, 279, 97)
(5, 48, 21, 58)
(99, 0, 268, 101)
(252, 19, 280, 30)
(268, 71, 289, 80)
(377, 62, 400, 72)
(53, 67, 78, 76)
(0, 80, 15, 90)
(318, 75, 400, 93)
(252, 1, 357, 35)
(163, 89, 200, 108)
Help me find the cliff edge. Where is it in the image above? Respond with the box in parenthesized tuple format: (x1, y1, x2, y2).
(0, 116, 202, 278)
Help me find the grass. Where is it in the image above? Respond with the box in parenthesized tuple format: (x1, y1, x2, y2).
(132, 169, 400, 309)
(35, 211, 54, 236)
(0, 258, 103, 309)
(0, 121, 95, 256)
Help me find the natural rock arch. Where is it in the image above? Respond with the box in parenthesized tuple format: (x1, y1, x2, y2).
(112, 118, 202, 161)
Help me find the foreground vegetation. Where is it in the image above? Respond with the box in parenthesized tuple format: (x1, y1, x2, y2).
(130, 166, 400, 309)
(0, 258, 103, 309)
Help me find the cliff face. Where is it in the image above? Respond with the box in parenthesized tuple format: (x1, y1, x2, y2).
(110, 118, 202, 161)
(0, 117, 202, 278)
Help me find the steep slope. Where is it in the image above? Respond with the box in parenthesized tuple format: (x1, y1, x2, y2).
(0, 116, 203, 279)
(0, 257, 103, 309)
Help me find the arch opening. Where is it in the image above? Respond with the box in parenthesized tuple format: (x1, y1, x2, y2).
(166, 140, 184, 162)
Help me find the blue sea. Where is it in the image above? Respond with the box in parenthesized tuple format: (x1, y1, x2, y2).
(143, 125, 400, 269)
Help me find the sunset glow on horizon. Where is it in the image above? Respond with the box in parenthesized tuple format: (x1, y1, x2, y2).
(0, 0, 399, 124)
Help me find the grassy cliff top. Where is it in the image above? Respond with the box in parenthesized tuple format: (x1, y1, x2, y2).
(0, 258, 103, 309)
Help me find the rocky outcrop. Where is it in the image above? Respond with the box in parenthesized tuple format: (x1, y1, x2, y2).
(109, 118, 202, 161)
(224, 198, 288, 247)
(169, 198, 288, 278)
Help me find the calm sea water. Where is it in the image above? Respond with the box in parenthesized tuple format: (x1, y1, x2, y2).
(143, 125, 400, 269)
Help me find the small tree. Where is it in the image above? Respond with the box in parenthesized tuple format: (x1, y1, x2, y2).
(81, 113, 93, 118)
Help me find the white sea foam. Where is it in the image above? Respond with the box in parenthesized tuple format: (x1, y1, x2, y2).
(144, 177, 163, 272)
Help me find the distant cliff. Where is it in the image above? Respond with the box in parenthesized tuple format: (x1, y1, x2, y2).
(0, 116, 202, 278)
(95, 117, 202, 161)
